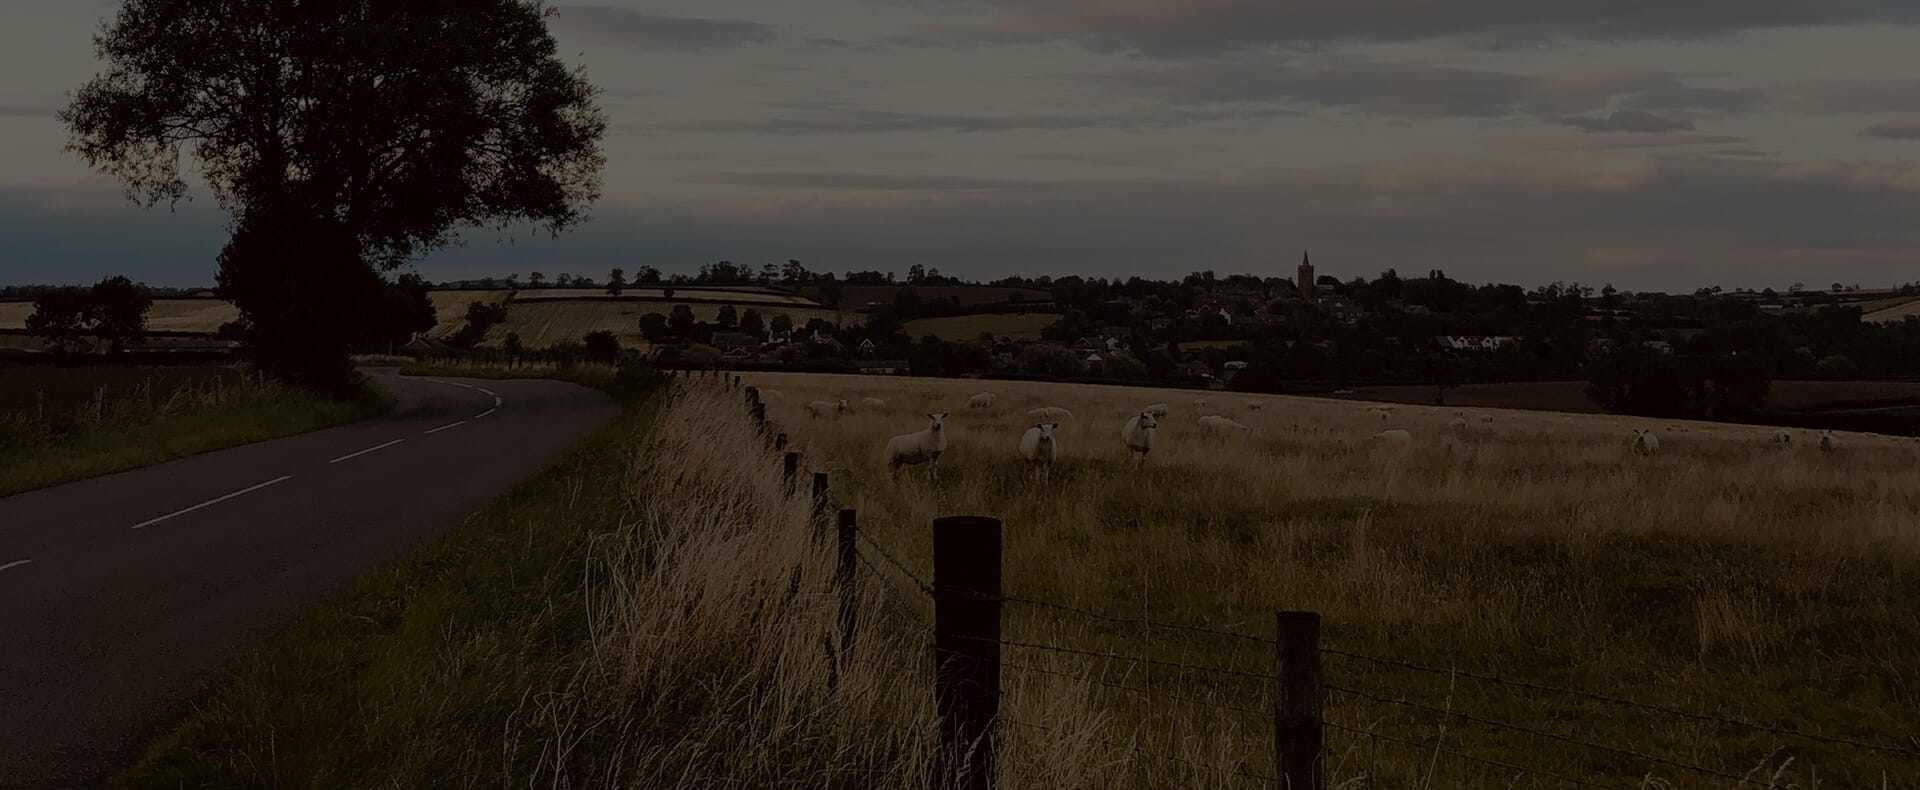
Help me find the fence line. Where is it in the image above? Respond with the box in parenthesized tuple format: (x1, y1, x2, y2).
(736, 383, 1918, 790)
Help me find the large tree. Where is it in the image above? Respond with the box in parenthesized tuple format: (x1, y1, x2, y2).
(61, 0, 606, 391)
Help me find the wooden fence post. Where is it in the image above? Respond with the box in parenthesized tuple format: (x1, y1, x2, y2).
(836, 508, 858, 654)
(774, 433, 788, 452)
(1274, 611, 1324, 790)
(746, 386, 759, 406)
(783, 452, 800, 494)
(933, 516, 1002, 790)
(753, 402, 767, 433)
(811, 472, 830, 543)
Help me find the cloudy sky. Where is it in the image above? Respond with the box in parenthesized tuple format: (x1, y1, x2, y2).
(2, 1, 1918, 291)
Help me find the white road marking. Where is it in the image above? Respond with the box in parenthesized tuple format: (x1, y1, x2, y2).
(492, 395, 502, 407)
(474, 408, 496, 420)
(0, 559, 31, 572)
(476, 387, 496, 397)
(131, 475, 294, 530)
(328, 438, 405, 464)
(425, 420, 467, 435)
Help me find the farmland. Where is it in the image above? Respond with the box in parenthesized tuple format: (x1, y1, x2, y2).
(813, 283, 1052, 308)
(0, 298, 239, 333)
(722, 372, 1920, 787)
(1864, 297, 1920, 324)
(1336, 379, 1920, 414)
(466, 298, 843, 348)
(902, 312, 1061, 341)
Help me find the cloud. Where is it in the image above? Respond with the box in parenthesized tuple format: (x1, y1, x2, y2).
(1085, 60, 1759, 122)
(1777, 78, 1920, 113)
(1491, 133, 1744, 153)
(655, 102, 1299, 134)
(0, 104, 58, 119)
(897, 0, 1920, 57)
(549, 6, 776, 51)
(1862, 117, 1920, 140)
(1552, 109, 1696, 133)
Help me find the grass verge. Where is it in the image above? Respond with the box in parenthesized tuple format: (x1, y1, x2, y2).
(113, 391, 659, 789)
(0, 378, 392, 498)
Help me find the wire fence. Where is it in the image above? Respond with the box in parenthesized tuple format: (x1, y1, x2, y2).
(741, 384, 1920, 790)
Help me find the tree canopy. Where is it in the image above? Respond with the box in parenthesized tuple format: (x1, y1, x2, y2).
(61, 0, 606, 389)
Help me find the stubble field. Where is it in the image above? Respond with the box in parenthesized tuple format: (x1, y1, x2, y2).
(716, 372, 1920, 787)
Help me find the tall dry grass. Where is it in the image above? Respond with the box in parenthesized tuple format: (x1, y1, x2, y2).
(699, 372, 1920, 788)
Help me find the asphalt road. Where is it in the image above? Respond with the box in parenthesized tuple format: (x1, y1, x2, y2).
(0, 369, 617, 790)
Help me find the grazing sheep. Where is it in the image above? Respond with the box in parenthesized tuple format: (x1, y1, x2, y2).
(1198, 415, 1251, 437)
(1447, 417, 1468, 430)
(1027, 406, 1075, 423)
(862, 397, 889, 412)
(1480, 415, 1495, 423)
(1818, 430, 1841, 452)
(968, 392, 996, 409)
(1373, 429, 1412, 444)
(1771, 429, 1793, 445)
(1192, 398, 1209, 409)
(1121, 411, 1159, 464)
(1369, 407, 1392, 421)
(886, 413, 951, 479)
(1245, 400, 1264, 411)
(1019, 422, 1061, 483)
(1632, 429, 1659, 456)
(808, 399, 849, 418)
(1142, 403, 1169, 418)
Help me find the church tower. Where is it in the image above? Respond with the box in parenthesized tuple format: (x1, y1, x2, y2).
(1296, 250, 1315, 298)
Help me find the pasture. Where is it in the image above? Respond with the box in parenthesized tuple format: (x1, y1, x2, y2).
(902, 312, 1061, 341)
(730, 372, 1920, 787)
(1339, 379, 1920, 415)
(0, 298, 239, 332)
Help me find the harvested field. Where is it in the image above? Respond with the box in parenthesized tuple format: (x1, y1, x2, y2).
(0, 299, 239, 333)
(1863, 297, 1920, 324)
(1334, 379, 1920, 413)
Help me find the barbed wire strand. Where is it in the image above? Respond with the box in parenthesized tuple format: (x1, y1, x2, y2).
(851, 528, 933, 594)
(1323, 720, 1607, 788)
(1321, 647, 1920, 758)
(1002, 717, 1280, 784)
(853, 551, 933, 631)
(1002, 659, 1275, 721)
(1324, 684, 1751, 783)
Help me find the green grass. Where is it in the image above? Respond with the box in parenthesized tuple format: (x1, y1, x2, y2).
(903, 312, 1061, 341)
(0, 380, 392, 498)
(113, 394, 658, 790)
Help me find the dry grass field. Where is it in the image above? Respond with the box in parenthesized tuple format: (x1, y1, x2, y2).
(0, 298, 240, 332)
(1863, 298, 1920, 325)
(903, 312, 1062, 341)
(628, 372, 1920, 788)
(1342, 379, 1920, 414)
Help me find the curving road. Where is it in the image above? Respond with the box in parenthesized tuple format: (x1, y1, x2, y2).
(0, 369, 617, 790)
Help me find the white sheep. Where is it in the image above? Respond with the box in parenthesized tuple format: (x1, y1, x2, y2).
(808, 399, 848, 418)
(1245, 400, 1264, 411)
(968, 392, 996, 409)
(1019, 422, 1061, 483)
(1818, 430, 1841, 452)
(1121, 411, 1158, 464)
(1632, 429, 1659, 456)
(1771, 429, 1792, 445)
(1192, 398, 1209, 409)
(1142, 403, 1169, 418)
(886, 413, 951, 479)
(1027, 406, 1075, 423)
(1197, 415, 1251, 437)
(862, 397, 889, 412)
(1373, 429, 1411, 444)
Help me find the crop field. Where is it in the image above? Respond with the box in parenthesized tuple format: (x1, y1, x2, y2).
(820, 284, 1053, 308)
(0, 298, 239, 332)
(902, 312, 1061, 341)
(1338, 379, 1920, 414)
(469, 299, 843, 348)
(1863, 298, 1920, 324)
(662, 372, 1920, 787)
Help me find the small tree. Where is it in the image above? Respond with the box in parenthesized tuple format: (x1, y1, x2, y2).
(636, 266, 661, 284)
(715, 303, 738, 329)
(668, 304, 696, 336)
(770, 313, 794, 340)
(503, 331, 524, 368)
(606, 267, 627, 296)
(638, 313, 670, 341)
(25, 288, 94, 354)
(583, 329, 619, 363)
(529, 272, 547, 288)
(740, 308, 765, 337)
